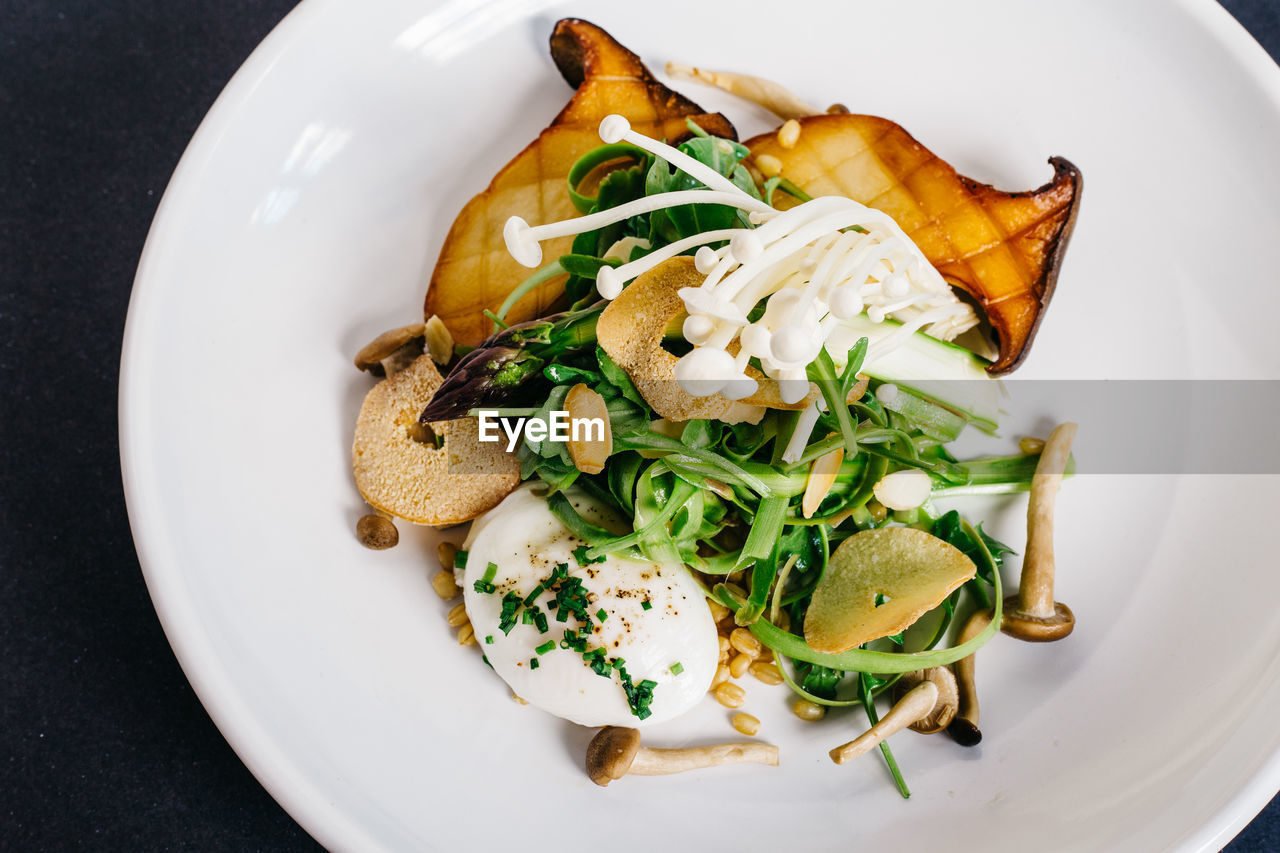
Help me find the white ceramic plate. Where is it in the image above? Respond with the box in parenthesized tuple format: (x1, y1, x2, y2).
(121, 1, 1280, 850)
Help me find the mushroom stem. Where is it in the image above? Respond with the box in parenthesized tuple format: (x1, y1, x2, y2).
(892, 666, 960, 734)
(948, 609, 992, 746)
(1000, 423, 1077, 642)
(829, 681, 939, 765)
(586, 726, 778, 786)
(629, 742, 779, 776)
(665, 62, 818, 120)
(1019, 422, 1076, 618)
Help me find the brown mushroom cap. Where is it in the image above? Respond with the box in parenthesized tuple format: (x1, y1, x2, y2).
(1000, 596, 1075, 642)
(586, 726, 642, 786)
(948, 717, 983, 747)
(948, 608, 992, 747)
(354, 322, 426, 375)
(893, 667, 959, 734)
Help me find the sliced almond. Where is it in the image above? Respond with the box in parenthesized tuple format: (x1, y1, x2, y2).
(565, 383, 611, 474)
(801, 442, 843, 518)
(804, 527, 976, 653)
(423, 315, 454, 365)
(872, 469, 932, 511)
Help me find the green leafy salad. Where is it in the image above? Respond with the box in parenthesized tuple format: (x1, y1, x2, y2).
(412, 117, 1075, 796)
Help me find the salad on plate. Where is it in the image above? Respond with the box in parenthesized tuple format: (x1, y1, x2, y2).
(348, 17, 1082, 796)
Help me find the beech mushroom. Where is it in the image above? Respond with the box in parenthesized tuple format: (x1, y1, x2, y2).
(891, 667, 959, 734)
(353, 322, 426, 377)
(829, 680, 940, 765)
(948, 609, 992, 746)
(586, 726, 779, 786)
(1002, 423, 1077, 642)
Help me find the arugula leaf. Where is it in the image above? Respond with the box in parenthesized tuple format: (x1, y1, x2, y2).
(930, 510, 1016, 584)
(596, 346, 646, 408)
(798, 662, 844, 700)
(607, 451, 644, 516)
(560, 254, 620, 279)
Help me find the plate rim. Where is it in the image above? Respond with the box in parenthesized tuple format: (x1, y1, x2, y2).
(118, 1, 1280, 850)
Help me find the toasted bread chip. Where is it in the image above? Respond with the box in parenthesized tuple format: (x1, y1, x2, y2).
(804, 527, 976, 653)
(599, 257, 819, 424)
(597, 258, 867, 420)
(352, 355, 520, 526)
(425, 19, 737, 346)
(746, 114, 1081, 374)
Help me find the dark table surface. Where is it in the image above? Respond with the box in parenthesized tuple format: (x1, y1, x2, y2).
(4, 1, 1280, 850)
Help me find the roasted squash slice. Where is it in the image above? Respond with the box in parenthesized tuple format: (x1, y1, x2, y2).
(425, 19, 736, 346)
(747, 115, 1081, 373)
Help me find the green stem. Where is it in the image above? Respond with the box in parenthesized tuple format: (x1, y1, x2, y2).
(808, 350, 860, 460)
(546, 492, 643, 561)
(735, 496, 789, 623)
(483, 309, 509, 331)
(931, 453, 1076, 498)
(614, 434, 772, 496)
(584, 480, 696, 560)
(775, 656, 865, 707)
(493, 261, 567, 328)
(861, 673, 910, 798)
(715, 564, 1002, 673)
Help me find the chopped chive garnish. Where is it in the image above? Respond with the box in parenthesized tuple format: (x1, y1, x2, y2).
(485, 635, 494, 645)
(473, 561, 500, 594)
(641, 599, 653, 611)
(454, 550, 469, 570)
(535, 640, 556, 655)
(596, 608, 608, 622)
(670, 662, 684, 676)
(522, 583, 545, 607)
(498, 591, 522, 634)
(529, 658, 540, 670)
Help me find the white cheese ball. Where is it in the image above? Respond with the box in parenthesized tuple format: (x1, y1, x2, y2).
(461, 485, 717, 727)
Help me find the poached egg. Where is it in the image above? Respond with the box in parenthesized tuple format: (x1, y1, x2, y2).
(461, 485, 718, 727)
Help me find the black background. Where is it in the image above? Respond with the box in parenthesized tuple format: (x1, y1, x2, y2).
(3, 1, 1279, 850)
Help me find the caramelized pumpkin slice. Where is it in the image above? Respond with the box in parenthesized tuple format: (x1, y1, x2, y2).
(747, 115, 1081, 373)
(425, 19, 736, 346)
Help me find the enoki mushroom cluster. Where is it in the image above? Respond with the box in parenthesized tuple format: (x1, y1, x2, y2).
(503, 114, 979, 406)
